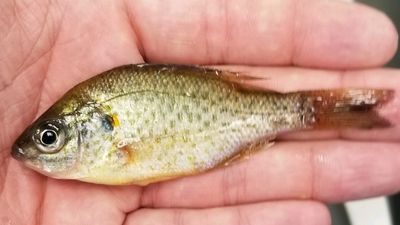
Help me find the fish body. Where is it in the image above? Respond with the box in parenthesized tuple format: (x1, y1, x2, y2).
(12, 64, 392, 185)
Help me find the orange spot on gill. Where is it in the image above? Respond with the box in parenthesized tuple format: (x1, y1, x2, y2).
(120, 145, 134, 164)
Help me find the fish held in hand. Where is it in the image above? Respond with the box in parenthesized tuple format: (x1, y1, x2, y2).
(11, 64, 393, 185)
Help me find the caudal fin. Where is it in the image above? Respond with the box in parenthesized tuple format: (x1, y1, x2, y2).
(300, 89, 393, 129)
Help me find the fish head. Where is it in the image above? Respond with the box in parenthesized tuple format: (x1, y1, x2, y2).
(11, 99, 122, 181)
(11, 110, 82, 178)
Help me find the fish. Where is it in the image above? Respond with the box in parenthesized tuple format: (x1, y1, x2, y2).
(11, 64, 393, 185)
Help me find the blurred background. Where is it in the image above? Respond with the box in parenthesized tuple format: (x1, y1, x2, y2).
(330, 0, 399, 225)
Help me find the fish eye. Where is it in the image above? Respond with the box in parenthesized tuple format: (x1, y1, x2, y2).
(40, 129, 58, 146)
(34, 121, 66, 154)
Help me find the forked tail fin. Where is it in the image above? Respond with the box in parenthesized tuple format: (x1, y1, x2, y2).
(300, 89, 394, 129)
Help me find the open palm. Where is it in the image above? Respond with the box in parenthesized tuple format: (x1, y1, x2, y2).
(1, 0, 399, 224)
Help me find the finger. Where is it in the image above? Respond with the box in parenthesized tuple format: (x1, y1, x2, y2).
(0, 160, 46, 225)
(127, 0, 398, 68)
(39, 179, 142, 225)
(141, 141, 400, 208)
(126, 201, 330, 225)
(215, 66, 400, 142)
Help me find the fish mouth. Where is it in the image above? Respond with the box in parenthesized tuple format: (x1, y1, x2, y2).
(11, 144, 27, 161)
(11, 143, 38, 162)
(10, 148, 49, 175)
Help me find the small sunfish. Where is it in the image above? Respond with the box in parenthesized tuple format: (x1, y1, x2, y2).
(11, 64, 393, 185)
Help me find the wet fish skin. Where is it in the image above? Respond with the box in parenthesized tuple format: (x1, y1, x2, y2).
(11, 64, 393, 185)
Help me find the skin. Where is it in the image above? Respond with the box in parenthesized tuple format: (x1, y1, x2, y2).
(0, 0, 399, 224)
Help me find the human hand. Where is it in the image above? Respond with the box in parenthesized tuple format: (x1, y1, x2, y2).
(0, 0, 399, 224)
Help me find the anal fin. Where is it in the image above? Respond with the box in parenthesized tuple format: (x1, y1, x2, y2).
(221, 135, 276, 167)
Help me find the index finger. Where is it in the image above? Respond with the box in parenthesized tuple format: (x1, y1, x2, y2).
(127, 0, 398, 68)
